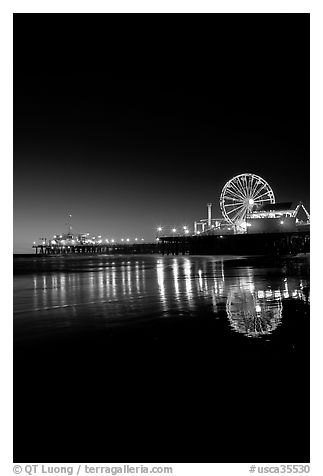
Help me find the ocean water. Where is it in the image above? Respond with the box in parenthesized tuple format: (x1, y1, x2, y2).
(13, 254, 310, 463)
(13, 254, 309, 340)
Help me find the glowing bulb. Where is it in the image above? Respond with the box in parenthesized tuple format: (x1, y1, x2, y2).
(249, 198, 254, 205)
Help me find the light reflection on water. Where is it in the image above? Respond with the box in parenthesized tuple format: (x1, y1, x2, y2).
(226, 285, 283, 338)
(14, 256, 309, 339)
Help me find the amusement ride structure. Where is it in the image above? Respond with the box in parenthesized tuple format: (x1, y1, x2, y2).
(219, 173, 275, 227)
(194, 172, 309, 235)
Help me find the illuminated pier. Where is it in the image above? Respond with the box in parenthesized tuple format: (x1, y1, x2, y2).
(32, 173, 310, 256)
(33, 242, 161, 255)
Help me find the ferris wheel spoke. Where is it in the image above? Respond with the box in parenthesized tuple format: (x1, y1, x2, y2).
(226, 203, 244, 214)
(254, 198, 272, 203)
(232, 205, 248, 222)
(252, 184, 264, 198)
(230, 180, 246, 199)
(227, 179, 244, 196)
(253, 179, 266, 193)
(239, 175, 246, 193)
(253, 184, 269, 199)
(240, 204, 249, 219)
(231, 210, 242, 222)
(246, 175, 252, 196)
(227, 192, 245, 203)
(226, 204, 244, 216)
(224, 187, 241, 198)
(254, 191, 271, 201)
(224, 201, 245, 207)
(251, 181, 263, 199)
(234, 177, 244, 196)
(242, 176, 249, 196)
(225, 189, 246, 201)
(229, 209, 241, 222)
(250, 178, 260, 197)
(225, 203, 244, 213)
(232, 209, 244, 222)
(237, 176, 248, 197)
(225, 198, 241, 203)
(247, 175, 254, 196)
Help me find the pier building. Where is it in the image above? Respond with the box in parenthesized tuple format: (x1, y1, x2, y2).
(193, 173, 310, 236)
(246, 202, 310, 234)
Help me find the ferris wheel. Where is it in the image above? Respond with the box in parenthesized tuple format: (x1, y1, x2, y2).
(220, 173, 275, 226)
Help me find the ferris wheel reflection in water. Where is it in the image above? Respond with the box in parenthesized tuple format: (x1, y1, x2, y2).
(165, 257, 309, 339)
(225, 285, 283, 338)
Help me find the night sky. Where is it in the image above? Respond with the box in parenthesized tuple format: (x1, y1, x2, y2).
(14, 14, 309, 253)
